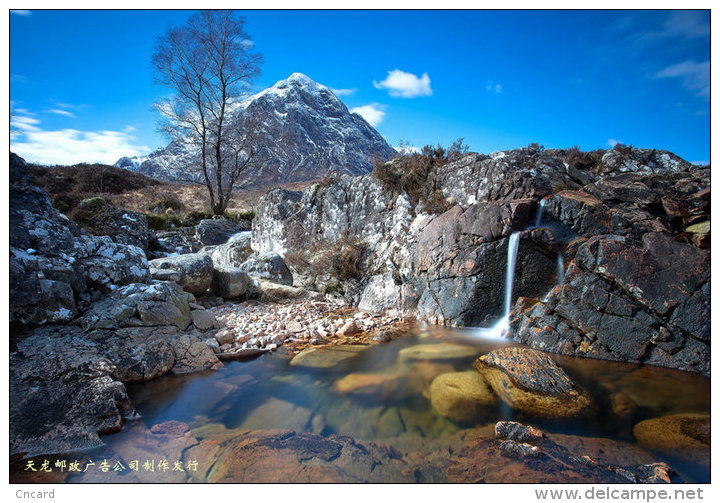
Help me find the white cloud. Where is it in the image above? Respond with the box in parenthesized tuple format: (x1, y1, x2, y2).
(660, 11, 709, 39)
(11, 10, 32, 16)
(350, 103, 387, 127)
(11, 115, 41, 132)
(485, 81, 503, 93)
(330, 88, 357, 97)
(373, 70, 432, 98)
(47, 109, 75, 118)
(11, 116, 150, 165)
(607, 138, 622, 147)
(654, 60, 710, 99)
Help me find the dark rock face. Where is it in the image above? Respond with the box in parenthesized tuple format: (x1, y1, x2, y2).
(252, 146, 709, 374)
(71, 197, 151, 252)
(116, 73, 396, 188)
(10, 153, 150, 328)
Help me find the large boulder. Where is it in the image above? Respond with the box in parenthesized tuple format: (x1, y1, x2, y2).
(195, 217, 251, 246)
(207, 231, 253, 268)
(238, 252, 293, 286)
(475, 347, 593, 418)
(211, 267, 258, 299)
(149, 253, 214, 296)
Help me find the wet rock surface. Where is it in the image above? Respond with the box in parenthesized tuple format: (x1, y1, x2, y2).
(428, 371, 496, 423)
(475, 347, 594, 418)
(633, 414, 710, 465)
(447, 422, 674, 483)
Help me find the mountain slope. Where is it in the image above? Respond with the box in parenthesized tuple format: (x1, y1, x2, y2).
(116, 73, 396, 187)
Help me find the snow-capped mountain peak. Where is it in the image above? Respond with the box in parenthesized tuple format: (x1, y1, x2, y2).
(117, 73, 394, 187)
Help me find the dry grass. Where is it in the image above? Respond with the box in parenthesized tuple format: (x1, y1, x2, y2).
(29, 161, 319, 219)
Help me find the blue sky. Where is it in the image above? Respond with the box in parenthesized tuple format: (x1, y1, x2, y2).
(10, 9, 710, 165)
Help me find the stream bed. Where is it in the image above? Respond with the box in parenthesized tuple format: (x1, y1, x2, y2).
(22, 326, 710, 483)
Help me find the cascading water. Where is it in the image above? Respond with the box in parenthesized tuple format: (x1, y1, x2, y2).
(543, 252, 565, 302)
(534, 198, 547, 227)
(473, 231, 520, 339)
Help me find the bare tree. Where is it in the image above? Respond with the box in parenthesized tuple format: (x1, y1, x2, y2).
(152, 10, 262, 215)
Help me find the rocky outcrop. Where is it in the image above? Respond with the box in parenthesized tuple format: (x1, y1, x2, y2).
(252, 145, 709, 374)
(475, 347, 594, 418)
(70, 197, 151, 251)
(10, 331, 135, 456)
(10, 153, 150, 329)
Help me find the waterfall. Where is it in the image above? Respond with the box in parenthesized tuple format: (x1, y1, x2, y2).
(474, 231, 520, 339)
(543, 252, 565, 302)
(534, 198, 547, 227)
(502, 231, 521, 322)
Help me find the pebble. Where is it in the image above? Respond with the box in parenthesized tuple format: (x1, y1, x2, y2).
(205, 298, 406, 354)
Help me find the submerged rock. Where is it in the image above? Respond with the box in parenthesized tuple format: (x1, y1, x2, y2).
(289, 345, 368, 369)
(185, 429, 412, 483)
(428, 371, 496, 423)
(633, 414, 710, 465)
(475, 347, 593, 418)
(398, 343, 480, 362)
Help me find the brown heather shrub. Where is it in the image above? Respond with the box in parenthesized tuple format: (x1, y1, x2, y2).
(285, 233, 367, 284)
(564, 146, 605, 172)
(373, 139, 467, 206)
(148, 195, 184, 213)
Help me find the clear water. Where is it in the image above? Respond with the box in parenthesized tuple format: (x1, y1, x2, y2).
(29, 325, 708, 483)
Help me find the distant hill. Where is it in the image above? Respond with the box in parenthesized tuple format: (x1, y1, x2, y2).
(116, 72, 397, 187)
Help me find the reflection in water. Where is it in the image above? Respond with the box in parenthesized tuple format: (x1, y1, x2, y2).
(55, 326, 709, 483)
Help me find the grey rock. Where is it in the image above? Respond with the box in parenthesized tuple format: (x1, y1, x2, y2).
(208, 231, 253, 267)
(190, 309, 219, 330)
(211, 267, 258, 299)
(238, 253, 293, 286)
(149, 253, 214, 296)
